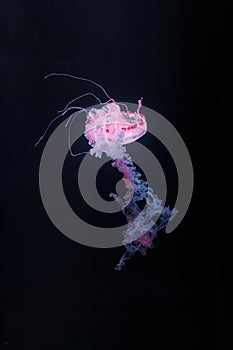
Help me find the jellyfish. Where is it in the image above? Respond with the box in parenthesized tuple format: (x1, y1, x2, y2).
(36, 73, 177, 270)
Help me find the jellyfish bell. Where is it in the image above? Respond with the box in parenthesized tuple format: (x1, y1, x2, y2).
(84, 102, 147, 149)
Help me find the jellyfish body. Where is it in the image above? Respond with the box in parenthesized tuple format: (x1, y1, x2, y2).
(84, 102, 147, 147)
(83, 101, 177, 270)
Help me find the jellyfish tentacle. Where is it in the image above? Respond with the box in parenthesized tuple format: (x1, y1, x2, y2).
(67, 108, 90, 157)
(34, 106, 86, 147)
(58, 92, 102, 114)
(44, 73, 113, 101)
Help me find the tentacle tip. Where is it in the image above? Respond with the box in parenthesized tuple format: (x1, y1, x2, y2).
(115, 265, 121, 271)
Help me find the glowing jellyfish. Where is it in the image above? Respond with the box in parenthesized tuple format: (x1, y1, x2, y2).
(36, 73, 177, 270)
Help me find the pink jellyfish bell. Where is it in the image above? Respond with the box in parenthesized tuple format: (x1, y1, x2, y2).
(84, 101, 147, 157)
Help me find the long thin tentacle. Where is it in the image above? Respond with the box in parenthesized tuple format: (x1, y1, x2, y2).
(34, 106, 84, 147)
(58, 92, 102, 114)
(44, 73, 113, 101)
(67, 109, 89, 157)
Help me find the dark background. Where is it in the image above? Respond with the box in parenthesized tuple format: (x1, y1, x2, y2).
(0, 1, 227, 349)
